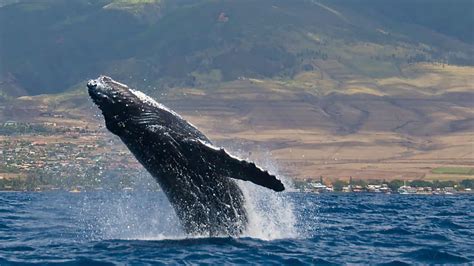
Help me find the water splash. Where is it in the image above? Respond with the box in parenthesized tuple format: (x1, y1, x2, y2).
(80, 172, 185, 241)
(240, 182, 298, 240)
(225, 149, 299, 240)
(93, 191, 184, 240)
(81, 151, 299, 241)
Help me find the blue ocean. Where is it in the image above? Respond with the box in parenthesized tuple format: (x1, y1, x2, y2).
(1, 190, 473, 265)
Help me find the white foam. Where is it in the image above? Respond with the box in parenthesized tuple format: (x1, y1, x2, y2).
(240, 183, 298, 240)
(193, 143, 299, 240)
(79, 171, 185, 241)
(80, 140, 298, 241)
(236, 152, 298, 240)
(195, 142, 296, 240)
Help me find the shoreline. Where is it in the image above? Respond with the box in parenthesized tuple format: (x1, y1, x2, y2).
(1, 190, 472, 195)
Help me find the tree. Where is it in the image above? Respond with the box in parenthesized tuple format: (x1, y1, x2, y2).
(333, 179, 348, 192)
(460, 179, 474, 189)
(352, 179, 367, 187)
(388, 179, 404, 191)
(409, 180, 432, 188)
(367, 179, 383, 185)
(433, 180, 456, 188)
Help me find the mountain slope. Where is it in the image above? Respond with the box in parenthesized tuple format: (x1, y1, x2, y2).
(0, 0, 472, 96)
(1, 63, 472, 180)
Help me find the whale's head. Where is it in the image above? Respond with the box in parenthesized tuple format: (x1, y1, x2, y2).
(87, 75, 167, 135)
(87, 76, 134, 112)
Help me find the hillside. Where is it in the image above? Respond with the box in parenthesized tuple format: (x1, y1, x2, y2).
(1, 63, 473, 181)
(0, 0, 472, 96)
(0, 0, 473, 182)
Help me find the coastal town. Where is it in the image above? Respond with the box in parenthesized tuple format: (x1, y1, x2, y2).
(1, 120, 473, 194)
(297, 177, 473, 195)
(0, 120, 146, 192)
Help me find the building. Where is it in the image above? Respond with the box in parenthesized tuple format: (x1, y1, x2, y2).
(4, 121, 18, 126)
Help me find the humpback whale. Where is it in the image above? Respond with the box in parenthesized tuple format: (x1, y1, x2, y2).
(87, 76, 284, 236)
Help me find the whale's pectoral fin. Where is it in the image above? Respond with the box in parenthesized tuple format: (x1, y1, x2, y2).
(186, 139, 285, 192)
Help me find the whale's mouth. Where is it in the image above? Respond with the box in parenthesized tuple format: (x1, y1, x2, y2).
(88, 76, 111, 107)
(88, 80, 110, 106)
(87, 76, 133, 110)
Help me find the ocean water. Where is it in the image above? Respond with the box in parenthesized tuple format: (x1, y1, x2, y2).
(0, 191, 473, 265)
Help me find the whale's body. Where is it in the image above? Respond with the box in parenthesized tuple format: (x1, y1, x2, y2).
(87, 76, 284, 236)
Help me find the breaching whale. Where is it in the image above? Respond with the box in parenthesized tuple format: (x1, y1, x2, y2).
(87, 76, 284, 236)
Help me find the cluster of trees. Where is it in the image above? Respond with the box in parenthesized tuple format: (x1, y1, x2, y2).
(0, 176, 38, 191)
(320, 178, 474, 192)
(0, 123, 54, 135)
(0, 167, 113, 191)
(0, 166, 161, 192)
(387, 179, 474, 190)
(296, 49, 329, 62)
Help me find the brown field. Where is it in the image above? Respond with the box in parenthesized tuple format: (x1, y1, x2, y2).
(163, 63, 474, 181)
(176, 107, 474, 181)
(1, 63, 473, 181)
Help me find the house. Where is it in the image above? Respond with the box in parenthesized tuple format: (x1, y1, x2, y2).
(4, 121, 18, 126)
(310, 182, 331, 192)
(342, 186, 351, 192)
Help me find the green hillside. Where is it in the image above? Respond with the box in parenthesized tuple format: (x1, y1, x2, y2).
(326, 0, 474, 45)
(0, 0, 473, 96)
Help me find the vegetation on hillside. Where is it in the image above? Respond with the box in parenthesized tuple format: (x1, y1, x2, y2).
(0, 0, 472, 96)
(0, 0, 472, 184)
(431, 167, 474, 176)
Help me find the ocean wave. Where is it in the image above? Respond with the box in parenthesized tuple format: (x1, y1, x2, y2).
(1, 192, 473, 264)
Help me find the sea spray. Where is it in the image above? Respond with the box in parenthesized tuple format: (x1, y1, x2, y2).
(80, 149, 301, 240)
(79, 172, 185, 241)
(226, 148, 299, 240)
(239, 182, 298, 240)
(94, 191, 183, 240)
